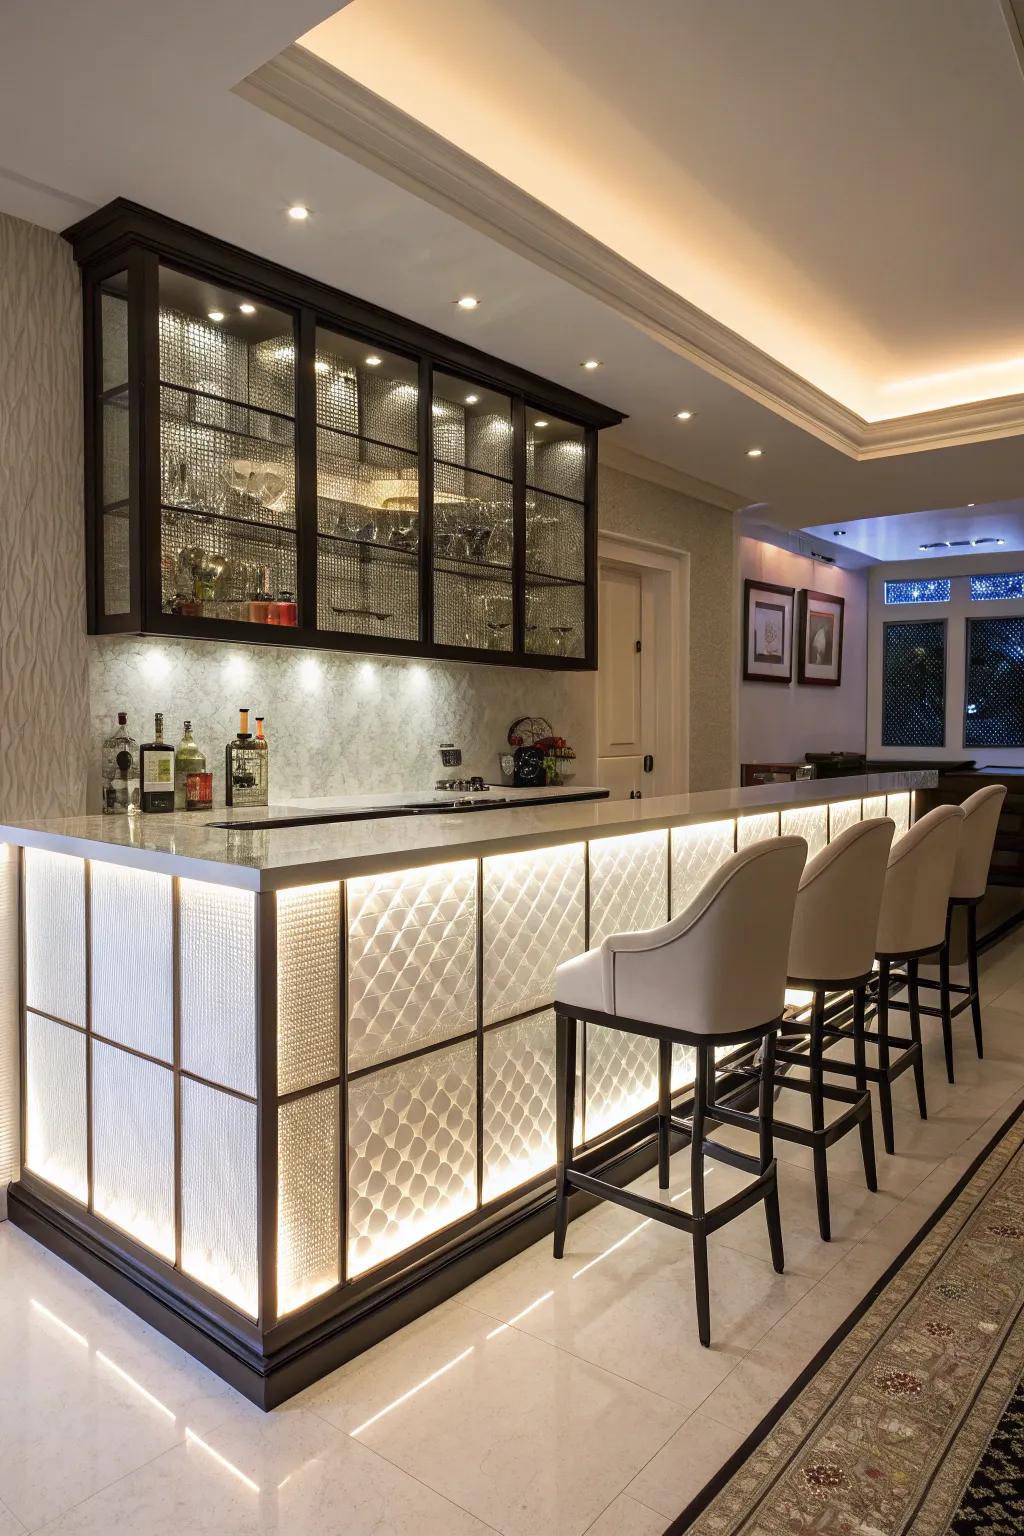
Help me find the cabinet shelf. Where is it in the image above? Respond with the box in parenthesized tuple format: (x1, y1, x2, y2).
(75, 201, 621, 666)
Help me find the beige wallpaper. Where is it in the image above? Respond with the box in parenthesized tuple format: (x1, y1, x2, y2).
(0, 213, 90, 1203)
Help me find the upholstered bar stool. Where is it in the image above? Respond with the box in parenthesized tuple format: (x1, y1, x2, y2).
(551, 837, 807, 1347)
(824, 804, 965, 1154)
(903, 785, 1006, 1077)
(768, 818, 895, 1241)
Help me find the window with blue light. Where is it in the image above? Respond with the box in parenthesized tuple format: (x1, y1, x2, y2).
(965, 617, 1024, 747)
(884, 579, 951, 605)
(970, 573, 1024, 602)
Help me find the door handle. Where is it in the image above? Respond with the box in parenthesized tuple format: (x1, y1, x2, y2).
(643, 754, 654, 773)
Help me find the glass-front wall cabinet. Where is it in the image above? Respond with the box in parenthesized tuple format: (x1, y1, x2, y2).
(76, 207, 619, 668)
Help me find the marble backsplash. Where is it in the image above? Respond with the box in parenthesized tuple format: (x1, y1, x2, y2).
(88, 635, 596, 808)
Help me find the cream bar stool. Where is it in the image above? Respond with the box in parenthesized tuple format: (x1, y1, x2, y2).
(768, 818, 895, 1241)
(900, 785, 1006, 1078)
(831, 804, 965, 1154)
(552, 837, 807, 1348)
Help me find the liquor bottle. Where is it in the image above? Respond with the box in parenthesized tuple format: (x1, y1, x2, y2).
(225, 708, 268, 808)
(101, 711, 140, 815)
(139, 712, 175, 813)
(174, 720, 206, 811)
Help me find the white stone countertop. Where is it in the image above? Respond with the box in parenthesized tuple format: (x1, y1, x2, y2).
(0, 771, 937, 892)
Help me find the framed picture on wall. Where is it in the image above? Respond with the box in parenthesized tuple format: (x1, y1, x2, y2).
(743, 579, 794, 683)
(797, 589, 845, 686)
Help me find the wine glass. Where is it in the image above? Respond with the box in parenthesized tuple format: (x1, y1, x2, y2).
(481, 591, 513, 648)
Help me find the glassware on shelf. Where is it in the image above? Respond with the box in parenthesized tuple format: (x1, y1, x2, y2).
(488, 515, 513, 567)
(481, 591, 513, 647)
(549, 624, 576, 656)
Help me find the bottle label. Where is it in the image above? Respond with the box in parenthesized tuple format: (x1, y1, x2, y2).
(143, 749, 174, 792)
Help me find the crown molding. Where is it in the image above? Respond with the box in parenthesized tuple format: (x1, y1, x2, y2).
(598, 441, 744, 513)
(236, 46, 1024, 462)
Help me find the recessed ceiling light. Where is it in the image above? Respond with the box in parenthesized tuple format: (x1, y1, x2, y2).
(455, 295, 480, 309)
(675, 410, 693, 421)
(967, 502, 975, 507)
(746, 447, 764, 458)
(534, 419, 549, 428)
(239, 302, 256, 316)
(581, 359, 601, 370)
(833, 529, 847, 536)
(364, 355, 382, 367)
(919, 544, 929, 551)
(465, 394, 479, 404)
(207, 310, 225, 323)
(287, 204, 309, 221)
(997, 538, 1006, 544)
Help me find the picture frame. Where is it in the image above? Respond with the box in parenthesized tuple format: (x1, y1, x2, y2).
(743, 579, 794, 683)
(797, 588, 845, 687)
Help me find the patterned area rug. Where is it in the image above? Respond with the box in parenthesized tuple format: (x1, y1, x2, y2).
(670, 1099, 1024, 1536)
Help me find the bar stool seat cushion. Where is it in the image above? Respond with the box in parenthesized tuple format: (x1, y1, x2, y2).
(875, 803, 965, 957)
(555, 837, 807, 1037)
(951, 784, 1007, 901)
(787, 818, 894, 985)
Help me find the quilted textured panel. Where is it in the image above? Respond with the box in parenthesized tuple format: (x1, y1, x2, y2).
(0, 846, 19, 1193)
(482, 843, 585, 1024)
(588, 831, 669, 949)
(862, 795, 887, 821)
(180, 1077, 258, 1317)
(92, 1040, 174, 1259)
(347, 860, 477, 1072)
(24, 1011, 87, 1202)
(482, 1009, 583, 1200)
(671, 1041, 697, 1093)
(91, 862, 173, 1062)
(780, 804, 828, 861)
(277, 882, 340, 1096)
(584, 1024, 658, 1141)
(670, 820, 735, 916)
(278, 1086, 340, 1317)
(737, 811, 780, 849)
(828, 798, 862, 840)
(347, 1037, 477, 1276)
(179, 880, 257, 1097)
(887, 791, 911, 838)
(24, 847, 86, 1028)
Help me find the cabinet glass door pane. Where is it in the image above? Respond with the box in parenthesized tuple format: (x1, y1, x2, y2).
(98, 272, 131, 616)
(316, 331, 420, 641)
(432, 372, 513, 651)
(158, 266, 297, 626)
(525, 413, 586, 659)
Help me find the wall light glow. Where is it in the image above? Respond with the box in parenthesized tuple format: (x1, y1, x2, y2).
(298, 657, 321, 691)
(140, 647, 171, 683)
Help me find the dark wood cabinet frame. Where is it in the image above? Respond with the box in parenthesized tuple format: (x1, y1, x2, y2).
(66, 200, 623, 670)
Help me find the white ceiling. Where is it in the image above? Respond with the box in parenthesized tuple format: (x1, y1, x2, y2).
(804, 500, 1024, 563)
(1, 1, 1023, 540)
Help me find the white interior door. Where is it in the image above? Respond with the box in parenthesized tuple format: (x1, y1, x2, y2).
(597, 563, 654, 799)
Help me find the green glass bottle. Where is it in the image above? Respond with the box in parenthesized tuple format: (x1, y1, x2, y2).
(174, 719, 206, 811)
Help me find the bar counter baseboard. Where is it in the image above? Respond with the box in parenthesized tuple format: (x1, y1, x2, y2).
(1, 772, 934, 1406)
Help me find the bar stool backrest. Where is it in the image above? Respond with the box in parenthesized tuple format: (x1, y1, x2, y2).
(788, 817, 895, 984)
(603, 836, 807, 1036)
(876, 804, 965, 957)
(951, 784, 1007, 901)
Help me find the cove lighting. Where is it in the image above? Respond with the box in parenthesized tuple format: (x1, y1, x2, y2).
(455, 295, 479, 309)
(287, 204, 310, 221)
(239, 302, 256, 316)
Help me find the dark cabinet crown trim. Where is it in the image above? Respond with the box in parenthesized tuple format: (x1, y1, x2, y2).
(68, 200, 622, 670)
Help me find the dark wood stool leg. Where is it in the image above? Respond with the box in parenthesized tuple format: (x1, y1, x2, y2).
(691, 1043, 711, 1346)
(876, 959, 895, 1156)
(939, 906, 955, 1084)
(657, 1039, 672, 1189)
(759, 1029, 785, 1274)
(809, 990, 830, 1241)
(967, 905, 984, 1059)
(907, 957, 928, 1121)
(553, 1011, 577, 1259)
(852, 984, 868, 1094)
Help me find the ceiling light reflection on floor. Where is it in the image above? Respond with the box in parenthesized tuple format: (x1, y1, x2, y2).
(185, 1429, 261, 1493)
(350, 1345, 476, 1436)
(30, 1298, 88, 1347)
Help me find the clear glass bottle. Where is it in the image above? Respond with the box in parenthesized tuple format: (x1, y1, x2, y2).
(225, 708, 268, 808)
(174, 719, 206, 811)
(139, 712, 175, 813)
(101, 711, 140, 815)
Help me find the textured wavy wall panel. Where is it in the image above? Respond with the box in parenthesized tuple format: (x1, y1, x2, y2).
(180, 1077, 259, 1317)
(737, 811, 780, 848)
(780, 804, 828, 861)
(91, 862, 174, 1061)
(23, 847, 87, 1028)
(482, 844, 584, 1024)
(828, 798, 862, 839)
(0, 846, 17, 1210)
(92, 1040, 175, 1260)
(24, 1012, 87, 1202)
(0, 216, 89, 1216)
(887, 792, 911, 838)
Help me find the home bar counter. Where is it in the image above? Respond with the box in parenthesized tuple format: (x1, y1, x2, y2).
(0, 770, 933, 1406)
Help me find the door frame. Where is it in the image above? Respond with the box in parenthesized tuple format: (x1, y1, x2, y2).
(596, 532, 689, 796)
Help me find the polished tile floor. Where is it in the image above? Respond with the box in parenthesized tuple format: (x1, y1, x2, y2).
(4, 935, 1024, 1535)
